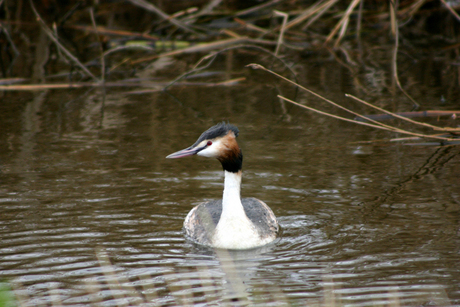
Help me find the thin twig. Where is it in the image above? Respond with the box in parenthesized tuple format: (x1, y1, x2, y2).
(273, 10, 288, 56)
(169, 6, 198, 20)
(234, 0, 282, 17)
(51, 22, 68, 65)
(163, 52, 218, 90)
(302, 0, 339, 31)
(356, 0, 364, 62)
(247, 63, 393, 130)
(356, 0, 363, 40)
(68, 24, 159, 40)
(346, 94, 460, 132)
(390, 0, 420, 109)
(0, 78, 247, 91)
(260, 2, 330, 41)
(0, 81, 141, 90)
(285, 0, 327, 29)
(89, 7, 106, 128)
(180, 0, 221, 23)
(29, 0, 98, 81)
(0, 21, 20, 77)
(0, 22, 20, 56)
(325, 0, 361, 46)
(128, 0, 203, 37)
(165, 45, 295, 90)
(131, 78, 245, 94)
(131, 37, 246, 64)
(234, 17, 269, 35)
(278, 95, 456, 142)
(335, 0, 362, 47)
(131, 37, 277, 64)
(89, 8, 105, 82)
(222, 29, 243, 38)
(440, 0, 460, 22)
(0, 83, 92, 90)
(248, 63, 457, 142)
(103, 45, 155, 59)
(406, 0, 426, 17)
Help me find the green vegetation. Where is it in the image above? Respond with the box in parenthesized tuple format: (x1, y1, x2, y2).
(0, 282, 15, 307)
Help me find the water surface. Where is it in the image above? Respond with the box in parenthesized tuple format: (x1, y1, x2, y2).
(1, 57, 459, 306)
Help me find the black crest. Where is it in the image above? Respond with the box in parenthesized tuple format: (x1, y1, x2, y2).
(192, 122, 239, 147)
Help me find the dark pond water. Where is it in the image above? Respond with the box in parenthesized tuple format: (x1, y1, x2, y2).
(1, 54, 459, 306)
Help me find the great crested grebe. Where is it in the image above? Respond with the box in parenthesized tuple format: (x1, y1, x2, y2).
(166, 122, 279, 250)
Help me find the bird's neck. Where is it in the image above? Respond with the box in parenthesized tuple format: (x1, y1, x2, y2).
(213, 169, 264, 249)
(221, 170, 245, 218)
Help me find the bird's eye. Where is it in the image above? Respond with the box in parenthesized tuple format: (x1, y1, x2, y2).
(207, 141, 212, 146)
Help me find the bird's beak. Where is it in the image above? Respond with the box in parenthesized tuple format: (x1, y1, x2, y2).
(166, 145, 205, 159)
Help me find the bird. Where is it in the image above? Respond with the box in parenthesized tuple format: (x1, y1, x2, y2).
(166, 122, 279, 250)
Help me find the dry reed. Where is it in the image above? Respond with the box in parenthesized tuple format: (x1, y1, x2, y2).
(247, 63, 459, 143)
